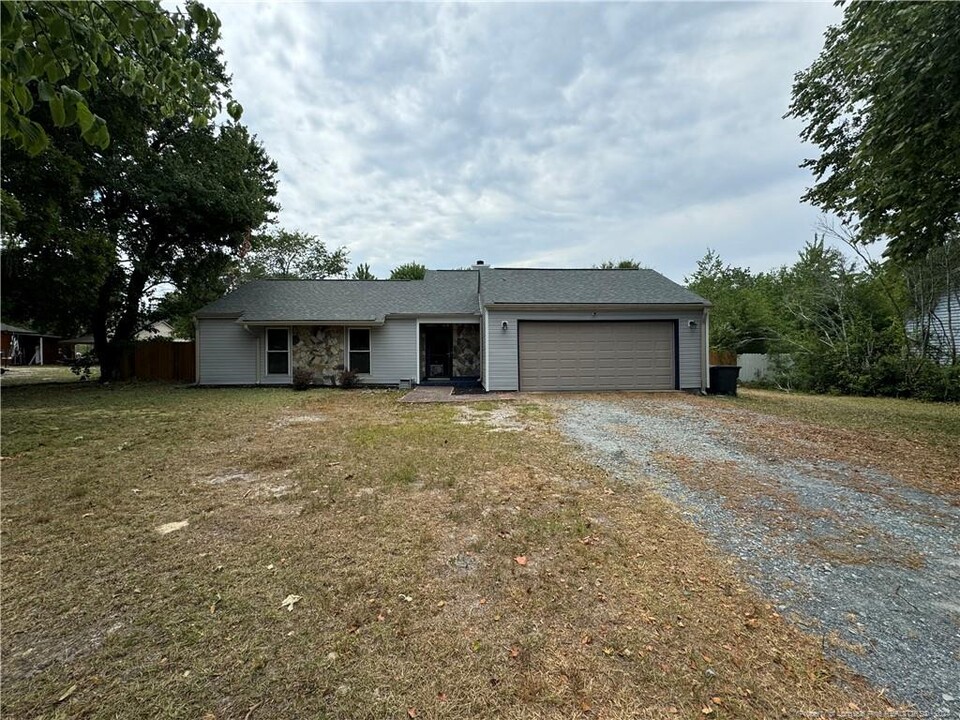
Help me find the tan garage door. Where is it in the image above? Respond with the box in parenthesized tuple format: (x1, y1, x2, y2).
(518, 321, 675, 391)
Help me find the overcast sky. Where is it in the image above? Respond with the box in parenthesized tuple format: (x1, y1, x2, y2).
(206, 1, 841, 283)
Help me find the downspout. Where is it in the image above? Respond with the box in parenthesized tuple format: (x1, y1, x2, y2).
(194, 317, 201, 384)
(239, 322, 260, 385)
(701, 308, 710, 393)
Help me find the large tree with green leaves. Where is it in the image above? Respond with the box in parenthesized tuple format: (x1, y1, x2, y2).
(788, 2, 960, 260)
(685, 250, 779, 354)
(237, 230, 348, 282)
(1, 0, 241, 155)
(390, 262, 426, 280)
(1, 13, 277, 380)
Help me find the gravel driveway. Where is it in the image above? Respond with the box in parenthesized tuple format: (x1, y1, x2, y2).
(557, 395, 959, 717)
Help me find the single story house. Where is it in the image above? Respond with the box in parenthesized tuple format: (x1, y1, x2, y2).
(1, 322, 60, 365)
(193, 263, 712, 392)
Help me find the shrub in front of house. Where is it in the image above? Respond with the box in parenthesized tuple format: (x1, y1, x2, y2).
(292, 368, 314, 390)
(337, 369, 361, 389)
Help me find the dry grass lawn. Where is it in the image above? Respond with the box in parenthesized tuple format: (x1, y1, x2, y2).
(1, 384, 898, 719)
(729, 389, 960, 499)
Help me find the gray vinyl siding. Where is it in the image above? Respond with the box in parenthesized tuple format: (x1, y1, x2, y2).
(364, 318, 418, 385)
(197, 318, 258, 385)
(906, 290, 959, 361)
(198, 318, 419, 387)
(484, 309, 706, 391)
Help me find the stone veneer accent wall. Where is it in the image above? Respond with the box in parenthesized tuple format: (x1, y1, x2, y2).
(292, 326, 344, 384)
(452, 324, 481, 377)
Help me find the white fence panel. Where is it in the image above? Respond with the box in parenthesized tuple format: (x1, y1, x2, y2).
(737, 353, 771, 382)
(737, 353, 793, 382)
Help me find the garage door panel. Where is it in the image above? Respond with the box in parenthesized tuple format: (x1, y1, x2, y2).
(519, 321, 675, 392)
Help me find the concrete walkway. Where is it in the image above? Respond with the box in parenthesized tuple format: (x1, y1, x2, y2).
(399, 386, 518, 403)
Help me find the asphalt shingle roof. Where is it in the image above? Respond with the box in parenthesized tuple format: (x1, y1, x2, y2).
(479, 268, 709, 306)
(0, 321, 57, 336)
(195, 270, 480, 322)
(194, 267, 708, 323)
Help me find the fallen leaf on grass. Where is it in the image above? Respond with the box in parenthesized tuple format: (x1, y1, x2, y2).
(57, 684, 77, 703)
(437, 693, 447, 702)
(280, 594, 302, 611)
(580, 698, 592, 712)
(712, 697, 723, 705)
(701, 706, 714, 715)
(407, 708, 417, 718)
(509, 647, 520, 658)
(514, 556, 528, 566)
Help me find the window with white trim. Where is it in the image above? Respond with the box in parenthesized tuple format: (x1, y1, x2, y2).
(266, 328, 290, 375)
(348, 328, 371, 374)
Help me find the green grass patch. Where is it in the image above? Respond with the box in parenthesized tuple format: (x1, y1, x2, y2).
(735, 388, 960, 445)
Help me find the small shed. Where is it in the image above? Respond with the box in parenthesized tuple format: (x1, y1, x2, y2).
(1, 322, 61, 366)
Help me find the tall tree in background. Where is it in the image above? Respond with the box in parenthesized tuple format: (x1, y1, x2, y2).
(687, 241, 957, 400)
(352, 263, 375, 280)
(1, 0, 241, 156)
(1, 10, 277, 380)
(390, 262, 426, 280)
(685, 250, 778, 354)
(788, 2, 960, 260)
(237, 230, 348, 282)
(596, 259, 642, 269)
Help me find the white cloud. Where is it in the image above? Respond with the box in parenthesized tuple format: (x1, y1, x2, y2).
(207, 1, 842, 281)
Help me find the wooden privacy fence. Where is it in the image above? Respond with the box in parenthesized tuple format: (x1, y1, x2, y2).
(709, 349, 738, 366)
(119, 340, 196, 382)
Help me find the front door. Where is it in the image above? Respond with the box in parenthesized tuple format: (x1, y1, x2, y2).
(423, 325, 452, 379)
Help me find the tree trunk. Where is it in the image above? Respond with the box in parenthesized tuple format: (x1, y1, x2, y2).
(93, 266, 149, 382)
(92, 268, 121, 382)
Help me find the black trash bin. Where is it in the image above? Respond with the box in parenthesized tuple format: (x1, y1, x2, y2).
(709, 365, 741, 396)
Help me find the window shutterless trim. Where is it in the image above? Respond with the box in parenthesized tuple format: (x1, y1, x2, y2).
(346, 327, 371, 375)
(264, 327, 291, 376)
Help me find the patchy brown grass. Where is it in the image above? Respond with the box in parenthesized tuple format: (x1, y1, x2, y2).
(599, 389, 959, 500)
(727, 390, 960, 499)
(1, 384, 895, 719)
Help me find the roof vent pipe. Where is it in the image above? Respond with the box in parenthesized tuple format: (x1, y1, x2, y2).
(471, 260, 488, 270)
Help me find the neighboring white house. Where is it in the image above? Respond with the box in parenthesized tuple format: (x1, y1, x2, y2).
(906, 289, 959, 363)
(193, 264, 712, 392)
(61, 320, 187, 358)
(135, 319, 178, 341)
